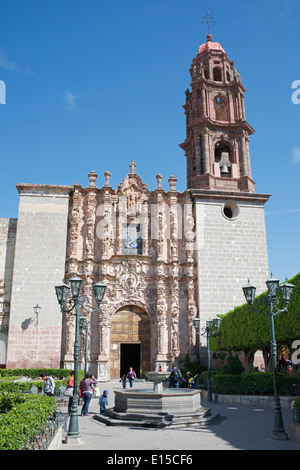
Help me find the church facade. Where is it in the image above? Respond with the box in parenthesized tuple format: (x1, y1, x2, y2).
(0, 35, 270, 379)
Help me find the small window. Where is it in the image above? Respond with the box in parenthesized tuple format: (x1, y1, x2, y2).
(222, 202, 239, 220)
(122, 223, 142, 255)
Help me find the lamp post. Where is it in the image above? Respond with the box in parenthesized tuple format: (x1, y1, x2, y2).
(79, 315, 88, 378)
(242, 275, 295, 440)
(192, 317, 200, 363)
(193, 317, 221, 402)
(55, 275, 106, 443)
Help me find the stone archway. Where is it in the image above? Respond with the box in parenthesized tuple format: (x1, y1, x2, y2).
(110, 306, 150, 379)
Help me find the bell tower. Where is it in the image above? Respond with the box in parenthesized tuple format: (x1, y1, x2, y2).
(181, 34, 271, 354)
(180, 34, 255, 193)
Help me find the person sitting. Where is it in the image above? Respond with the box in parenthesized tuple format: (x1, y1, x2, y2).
(99, 390, 108, 414)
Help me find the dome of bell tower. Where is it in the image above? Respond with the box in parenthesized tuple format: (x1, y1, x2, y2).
(197, 34, 225, 56)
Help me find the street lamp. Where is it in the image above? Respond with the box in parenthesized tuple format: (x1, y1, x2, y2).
(192, 317, 200, 363)
(193, 317, 221, 402)
(79, 315, 89, 378)
(55, 274, 106, 443)
(242, 274, 295, 440)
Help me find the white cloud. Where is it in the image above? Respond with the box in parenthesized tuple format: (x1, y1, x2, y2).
(0, 47, 36, 77)
(292, 146, 300, 164)
(0, 49, 18, 71)
(64, 91, 79, 112)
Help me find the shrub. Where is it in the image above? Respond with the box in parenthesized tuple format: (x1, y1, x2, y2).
(200, 371, 300, 396)
(0, 368, 72, 380)
(293, 397, 300, 422)
(220, 353, 244, 375)
(182, 354, 207, 377)
(0, 393, 56, 450)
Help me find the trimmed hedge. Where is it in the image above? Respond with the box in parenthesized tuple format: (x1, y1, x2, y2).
(0, 369, 84, 393)
(200, 371, 300, 396)
(0, 368, 72, 379)
(293, 397, 300, 421)
(0, 393, 56, 450)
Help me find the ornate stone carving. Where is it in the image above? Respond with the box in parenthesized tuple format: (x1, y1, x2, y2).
(63, 164, 198, 376)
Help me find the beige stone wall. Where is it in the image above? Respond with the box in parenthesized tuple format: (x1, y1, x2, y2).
(6, 185, 71, 369)
(0, 218, 17, 364)
(195, 196, 269, 338)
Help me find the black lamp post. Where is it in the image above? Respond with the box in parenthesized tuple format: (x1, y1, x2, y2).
(55, 274, 106, 443)
(242, 274, 295, 440)
(193, 317, 221, 402)
(192, 317, 200, 363)
(79, 315, 88, 378)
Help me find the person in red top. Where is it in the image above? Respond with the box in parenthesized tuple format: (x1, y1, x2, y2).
(79, 374, 97, 416)
(67, 371, 74, 414)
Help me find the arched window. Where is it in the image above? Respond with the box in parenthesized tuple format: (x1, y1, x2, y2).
(215, 141, 233, 177)
(214, 96, 227, 121)
(213, 67, 222, 82)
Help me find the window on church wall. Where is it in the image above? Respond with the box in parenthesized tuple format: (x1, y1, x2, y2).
(214, 96, 228, 121)
(213, 67, 222, 82)
(122, 223, 142, 255)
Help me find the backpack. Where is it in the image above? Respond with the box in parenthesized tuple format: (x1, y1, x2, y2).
(171, 369, 179, 383)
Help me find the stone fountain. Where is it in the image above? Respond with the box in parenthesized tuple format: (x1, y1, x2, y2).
(94, 371, 218, 428)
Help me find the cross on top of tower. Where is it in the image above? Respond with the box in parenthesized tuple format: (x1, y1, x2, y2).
(201, 10, 216, 36)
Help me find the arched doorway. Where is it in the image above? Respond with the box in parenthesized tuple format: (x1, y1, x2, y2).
(110, 306, 150, 378)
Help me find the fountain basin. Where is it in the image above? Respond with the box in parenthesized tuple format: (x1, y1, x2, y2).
(114, 388, 202, 415)
(94, 388, 219, 428)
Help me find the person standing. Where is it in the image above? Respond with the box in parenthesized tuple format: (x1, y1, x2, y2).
(126, 367, 137, 388)
(120, 373, 127, 389)
(168, 363, 182, 388)
(66, 370, 74, 414)
(41, 372, 55, 396)
(79, 374, 97, 416)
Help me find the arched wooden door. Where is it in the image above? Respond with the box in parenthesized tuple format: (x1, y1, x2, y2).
(110, 306, 150, 378)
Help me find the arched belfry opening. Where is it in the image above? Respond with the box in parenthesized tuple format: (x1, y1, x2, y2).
(110, 306, 150, 378)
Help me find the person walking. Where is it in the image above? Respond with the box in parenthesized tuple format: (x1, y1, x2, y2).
(79, 373, 97, 416)
(41, 372, 55, 396)
(168, 363, 182, 388)
(120, 373, 127, 389)
(126, 367, 137, 388)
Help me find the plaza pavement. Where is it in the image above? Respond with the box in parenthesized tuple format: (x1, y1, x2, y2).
(57, 379, 300, 452)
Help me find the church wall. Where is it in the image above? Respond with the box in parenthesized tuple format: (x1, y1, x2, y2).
(0, 218, 17, 365)
(6, 186, 71, 369)
(194, 197, 269, 341)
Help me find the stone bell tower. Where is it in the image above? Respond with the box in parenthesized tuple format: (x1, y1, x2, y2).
(181, 33, 256, 194)
(180, 34, 271, 353)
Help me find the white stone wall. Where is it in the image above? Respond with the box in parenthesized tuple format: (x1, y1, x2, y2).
(6, 186, 71, 369)
(195, 197, 269, 335)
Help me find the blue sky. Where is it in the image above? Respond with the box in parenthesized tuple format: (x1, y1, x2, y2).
(0, 0, 299, 282)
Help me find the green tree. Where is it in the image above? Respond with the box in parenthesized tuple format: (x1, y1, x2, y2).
(210, 273, 300, 373)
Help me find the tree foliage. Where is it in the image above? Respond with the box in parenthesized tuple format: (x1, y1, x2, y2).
(209, 273, 300, 371)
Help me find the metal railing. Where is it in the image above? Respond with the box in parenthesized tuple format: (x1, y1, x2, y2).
(22, 410, 68, 450)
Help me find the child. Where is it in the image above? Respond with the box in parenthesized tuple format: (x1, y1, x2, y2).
(99, 390, 108, 414)
(120, 373, 127, 388)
